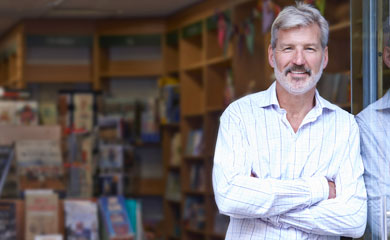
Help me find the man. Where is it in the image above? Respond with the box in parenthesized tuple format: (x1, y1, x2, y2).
(212, 2, 367, 239)
(355, 18, 390, 240)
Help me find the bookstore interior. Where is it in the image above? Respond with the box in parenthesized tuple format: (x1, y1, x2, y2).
(0, 0, 384, 239)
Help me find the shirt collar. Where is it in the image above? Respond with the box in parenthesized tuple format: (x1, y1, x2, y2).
(258, 81, 337, 112)
(373, 90, 390, 110)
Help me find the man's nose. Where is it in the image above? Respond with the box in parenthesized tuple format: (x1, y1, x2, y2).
(292, 50, 305, 65)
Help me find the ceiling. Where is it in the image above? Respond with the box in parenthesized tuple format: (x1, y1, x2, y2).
(0, 0, 203, 36)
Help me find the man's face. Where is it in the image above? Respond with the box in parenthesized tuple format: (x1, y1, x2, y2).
(268, 24, 328, 95)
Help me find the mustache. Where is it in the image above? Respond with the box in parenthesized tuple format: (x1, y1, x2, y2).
(284, 65, 311, 76)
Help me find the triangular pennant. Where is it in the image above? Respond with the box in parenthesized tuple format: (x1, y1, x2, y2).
(315, 0, 326, 15)
(218, 13, 227, 48)
(262, 0, 274, 33)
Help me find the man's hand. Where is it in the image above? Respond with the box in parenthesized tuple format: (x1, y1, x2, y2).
(328, 181, 336, 199)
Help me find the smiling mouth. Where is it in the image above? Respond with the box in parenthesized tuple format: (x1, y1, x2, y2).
(285, 67, 311, 77)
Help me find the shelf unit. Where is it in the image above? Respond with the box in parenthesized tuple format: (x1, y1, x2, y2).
(93, 19, 165, 90)
(0, 19, 96, 89)
(170, 1, 271, 239)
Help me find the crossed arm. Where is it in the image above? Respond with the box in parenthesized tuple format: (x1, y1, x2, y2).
(213, 110, 367, 238)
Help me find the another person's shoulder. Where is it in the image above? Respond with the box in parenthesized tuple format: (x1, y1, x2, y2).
(356, 90, 390, 126)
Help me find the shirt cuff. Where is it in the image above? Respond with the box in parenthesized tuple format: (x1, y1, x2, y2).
(308, 176, 329, 206)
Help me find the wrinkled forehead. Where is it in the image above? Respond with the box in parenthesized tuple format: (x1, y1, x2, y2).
(275, 24, 322, 46)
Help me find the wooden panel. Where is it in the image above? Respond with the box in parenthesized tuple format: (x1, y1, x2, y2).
(23, 19, 96, 35)
(135, 178, 164, 195)
(101, 59, 163, 77)
(97, 19, 166, 35)
(19, 177, 65, 192)
(24, 64, 92, 83)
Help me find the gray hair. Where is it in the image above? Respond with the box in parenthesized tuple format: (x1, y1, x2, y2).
(271, 2, 329, 49)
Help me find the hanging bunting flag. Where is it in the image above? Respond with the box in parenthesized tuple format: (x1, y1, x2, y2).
(217, 13, 227, 48)
(262, 0, 274, 33)
(245, 20, 255, 55)
(315, 0, 326, 15)
(271, 1, 281, 17)
(224, 19, 234, 56)
(253, 0, 262, 19)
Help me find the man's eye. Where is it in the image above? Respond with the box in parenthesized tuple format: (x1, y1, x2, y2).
(306, 47, 315, 52)
(282, 47, 292, 51)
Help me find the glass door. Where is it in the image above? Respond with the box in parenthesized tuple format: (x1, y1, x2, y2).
(352, 0, 390, 239)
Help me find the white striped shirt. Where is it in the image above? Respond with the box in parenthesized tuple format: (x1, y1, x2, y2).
(212, 82, 367, 239)
(356, 90, 390, 239)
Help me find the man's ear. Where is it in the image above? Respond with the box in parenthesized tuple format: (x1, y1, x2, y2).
(383, 46, 390, 68)
(322, 46, 329, 69)
(268, 44, 275, 68)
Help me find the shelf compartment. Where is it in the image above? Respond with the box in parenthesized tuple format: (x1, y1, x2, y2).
(180, 21, 204, 69)
(181, 68, 204, 116)
(132, 178, 164, 196)
(205, 65, 232, 112)
(205, 11, 233, 60)
(164, 30, 180, 73)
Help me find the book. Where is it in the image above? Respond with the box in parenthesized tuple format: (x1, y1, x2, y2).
(0, 101, 16, 125)
(189, 164, 206, 191)
(64, 200, 99, 240)
(183, 197, 205, 230)
(0, 201, 17, 240)
(98, 173, 123, 196)
(125, 199, 143, 240)
(34, 235, 63, 240)
(15, 101, 39, 125)
(165, 172, 181, 201)
(159, 83, 180, 124)
(99, 144, 124, 170)
(99, 196, 134, 239)
(15, 139, 63, 182)
(186, 129, 203, 156)
(73, 93, 94, 132)
(169, 132, 181, 166)
(39, 102, 58, 126)
(66, 133, 93, 198)
(25, 190, 59, 240)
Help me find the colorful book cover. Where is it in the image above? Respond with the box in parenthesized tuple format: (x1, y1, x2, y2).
(39, 102, 58, 126)
(0, 101, 16, 125)
(98, 173, 123, 196)
(125, 199, 143, 240)
(0, 201, 17, 240)
(99, 196, 134, 239)
(73, 93, 94, 132)
(15, 140, 63, 181)
(64, 200, 99, 240)
(25, 190, 59, 240)
(99, 144, 124, 170)
(15, 101, 39, 126)
(169, 132, 181, 166)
